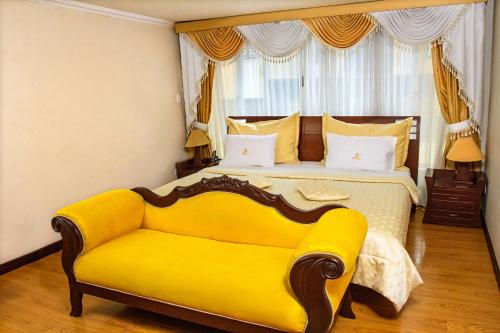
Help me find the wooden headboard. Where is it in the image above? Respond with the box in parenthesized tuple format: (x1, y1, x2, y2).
(229, 116, 421, 184)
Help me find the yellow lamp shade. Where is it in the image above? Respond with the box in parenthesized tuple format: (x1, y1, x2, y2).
(446, 136, 484, 162)
(185, 129, 210, 148)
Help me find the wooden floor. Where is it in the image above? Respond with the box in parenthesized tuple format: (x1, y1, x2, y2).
(1, 209, 499, 333)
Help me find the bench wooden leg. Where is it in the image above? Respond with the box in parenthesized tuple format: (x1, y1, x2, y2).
(69, 287, 83, 317)
(339, 287, 355, 319)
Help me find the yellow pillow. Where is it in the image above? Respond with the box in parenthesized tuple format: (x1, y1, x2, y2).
(322, 114, 413, 168)
(227, 113, 300, 164)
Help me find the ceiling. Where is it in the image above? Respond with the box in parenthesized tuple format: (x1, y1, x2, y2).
(76, 0, 368, 23)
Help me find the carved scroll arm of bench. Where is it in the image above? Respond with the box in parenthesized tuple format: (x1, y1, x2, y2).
(289, 254, 345, 333)
(52, 217, 83, 284)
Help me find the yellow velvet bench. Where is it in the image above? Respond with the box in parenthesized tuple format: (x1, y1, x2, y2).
(52, 176, 367, 333)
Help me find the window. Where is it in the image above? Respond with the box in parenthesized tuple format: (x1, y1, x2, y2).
(209, 30, 446, 201)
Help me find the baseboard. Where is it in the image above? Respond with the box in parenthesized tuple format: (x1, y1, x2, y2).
(481, 215, 500, 290)
(0, 240, 62, 276)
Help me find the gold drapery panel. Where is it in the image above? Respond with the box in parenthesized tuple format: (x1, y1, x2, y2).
(196, 62, 215, 158)
(431, 42, 480, 170)
(186, 27, 243, 158)
(302, 14, 375, 49)
(187, 27, 245, 61)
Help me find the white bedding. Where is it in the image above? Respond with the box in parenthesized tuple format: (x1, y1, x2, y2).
(155, 162, 423, 311)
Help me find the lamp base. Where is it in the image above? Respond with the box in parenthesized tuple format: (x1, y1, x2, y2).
(453, 162, 475, 187)
(192, 147, 203, 168)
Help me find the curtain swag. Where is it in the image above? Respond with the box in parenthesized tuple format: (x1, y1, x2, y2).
(179, 3, 486, 134)
(303, 14, 375, 49)
(371, 5, 465, 45)
(187, 27, 245, 62)
(237, 21, 310, 60)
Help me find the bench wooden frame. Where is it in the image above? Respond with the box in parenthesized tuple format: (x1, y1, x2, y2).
(52, 176, 355, 333)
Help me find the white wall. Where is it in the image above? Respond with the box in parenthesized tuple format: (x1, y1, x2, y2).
(485, 1, 500, 267)
(0, 0, 187, 264)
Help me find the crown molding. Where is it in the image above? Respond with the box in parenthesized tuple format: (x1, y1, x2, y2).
(34, 0, 173, 27)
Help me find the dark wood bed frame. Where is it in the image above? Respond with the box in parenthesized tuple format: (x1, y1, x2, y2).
(230, 116, 421, 185)
(53, 176, 356, 333)
(53, 116, 420, 332)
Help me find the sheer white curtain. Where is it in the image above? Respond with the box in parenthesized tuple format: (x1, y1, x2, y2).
(214, 47, 301, 116)
(209, 30, 446, 202)
(302, 34, 437, 117)
(301, 33, 446, 198)
(209, 47, 302, 158)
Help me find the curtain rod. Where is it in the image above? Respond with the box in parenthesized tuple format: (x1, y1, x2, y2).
(174, 0, 486, 33)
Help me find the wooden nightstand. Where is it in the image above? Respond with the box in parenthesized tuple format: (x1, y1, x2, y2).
(175, 158, 219, 179)
(423, 168, 486, 228)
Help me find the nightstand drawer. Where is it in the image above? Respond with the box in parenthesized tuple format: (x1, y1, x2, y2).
(431, 192, 476, 204)
(432, 187, 476, 198)
(430, 209, 477, 227)
(431, 209, 474, 219)
(430, 199, 475, 212)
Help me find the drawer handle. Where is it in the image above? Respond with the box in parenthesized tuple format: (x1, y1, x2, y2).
(448, 196, 459, 200)
(447, 213, 458, 217)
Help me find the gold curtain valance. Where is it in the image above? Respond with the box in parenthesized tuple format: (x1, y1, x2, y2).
(187, 27, 245, 62)
(175, 0, 486, 33)
(302, 14, 375, 49)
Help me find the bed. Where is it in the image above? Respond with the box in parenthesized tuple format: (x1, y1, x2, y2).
(155, 116, 423, 312)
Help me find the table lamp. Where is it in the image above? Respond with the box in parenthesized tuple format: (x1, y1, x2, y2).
(185, 128, 211, 167)
(446, 135, 484, 185)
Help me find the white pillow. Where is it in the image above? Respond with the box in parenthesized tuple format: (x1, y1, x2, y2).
(220, 134, 277, 167)
(325, 133, 397, 172)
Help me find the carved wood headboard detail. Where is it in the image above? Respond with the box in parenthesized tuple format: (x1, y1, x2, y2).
(229, 116, 420, 185)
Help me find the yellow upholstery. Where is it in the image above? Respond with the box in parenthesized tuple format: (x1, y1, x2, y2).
(227, 112, 300, 164)
(75, 229, 307, 333)
(57, 189, 368, 333)
(322, 114, 413, 168)
(294, 209, 366, 315)
(143, 192, 310, 248)
(56, 190, 144, 252)
(289, 209, 368, 275)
